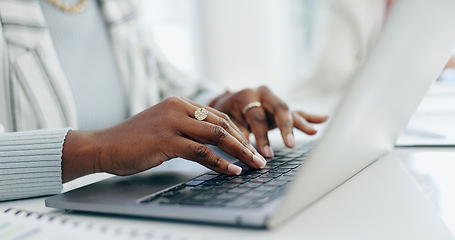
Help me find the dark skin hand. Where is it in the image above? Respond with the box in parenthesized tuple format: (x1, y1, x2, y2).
(62, 88, 328, 183)
(210, 86, 328, 158)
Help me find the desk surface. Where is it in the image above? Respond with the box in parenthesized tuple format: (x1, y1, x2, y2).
(395, 147, 455, 235)
(1, 147, 454, 240)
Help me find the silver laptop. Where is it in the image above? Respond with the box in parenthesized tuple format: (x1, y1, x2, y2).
(46, 0, 455, 228)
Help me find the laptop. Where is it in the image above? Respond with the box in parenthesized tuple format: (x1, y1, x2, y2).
(45, 0, 455, 228)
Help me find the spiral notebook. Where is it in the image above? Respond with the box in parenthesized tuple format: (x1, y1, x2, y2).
(0, 208, 217, 240)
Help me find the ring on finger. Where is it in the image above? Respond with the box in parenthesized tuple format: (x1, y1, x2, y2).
(242, 101, 262, 115)
(195, 107, 209, 121)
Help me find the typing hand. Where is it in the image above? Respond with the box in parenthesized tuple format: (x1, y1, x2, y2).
(210, 86, 328, 158)
(61, 97, 266, 182)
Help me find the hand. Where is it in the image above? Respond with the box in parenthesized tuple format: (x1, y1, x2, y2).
(210, 86, 328, 158)
(61, 97, 267, 182)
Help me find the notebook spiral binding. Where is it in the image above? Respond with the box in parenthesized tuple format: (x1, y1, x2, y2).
(2, 207, 97, 230)
(1, 207, 220, 240)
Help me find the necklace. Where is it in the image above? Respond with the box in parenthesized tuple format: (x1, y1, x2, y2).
(47, 0, 88, 14)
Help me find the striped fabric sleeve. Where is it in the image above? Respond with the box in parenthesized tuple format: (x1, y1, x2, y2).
(0, 128, 71, 201)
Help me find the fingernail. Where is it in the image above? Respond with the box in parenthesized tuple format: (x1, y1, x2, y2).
(253, 155, 266, 169)
(227, 164, 242, 175)
(263, 145, 274, 158)
(255, 152, 266, 163)
(287, 133, 295, 148)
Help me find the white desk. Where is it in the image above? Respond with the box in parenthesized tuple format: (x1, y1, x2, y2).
(1, 148, 454, 240)
(3, 82, 455, 239)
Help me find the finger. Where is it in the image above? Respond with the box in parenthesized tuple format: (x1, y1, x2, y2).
(176, 139, 242, 175)
(244, 107, 273, 158)
(258, 87, 295, 148)
(296, 111, 329, 123)
(293, 112, 318, 135)
(227, 89, 274, 158)
(179, 101, 266, 169)
(181, 97, 257, 154)
(181, 119, 266, 169)
(232, 118, 250, 139)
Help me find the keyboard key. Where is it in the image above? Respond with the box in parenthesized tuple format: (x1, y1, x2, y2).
(283, 170, 297, 176)
(268, 168, 291, 174)
(257, 169, 270, 174)
(280, 164, 300, 169)
(206, 178, 228, 185)
(227, 188, 250, 194)
(186, 180, 205, 186)
(278, 175, 296, 181)
(240, 182, 262, 188)
(288, 160, 303, 165)
(242, 172, 261, 179)
(267, 161, 284, 167)
(241, 191, 265, 199)
(203, 188, 227, 195)
(229, 177, 250, 184)
(189, 185, 214, 191)
(251, 177, 273, 183)
(164, 189, 197, 203)
(205, 199, 226, 206)
(192, 193, 218, 200)
(264, 180, 289, 187)
(255, 185, 277, 192)
(193, 174, 218, 181)
(180, 199, 208, 206)
(261, 172, 282, 178)
(216, 192, 240, 200)
(225, 197, 256, 208)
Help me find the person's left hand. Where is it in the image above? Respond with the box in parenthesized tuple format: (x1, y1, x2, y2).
(210, 86, 328, 158)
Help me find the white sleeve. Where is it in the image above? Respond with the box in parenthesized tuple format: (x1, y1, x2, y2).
(0, 128, 71, 201)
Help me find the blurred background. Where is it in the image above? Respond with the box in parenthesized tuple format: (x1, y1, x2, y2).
(139, 0, 454, 115)
(140, 0, 388, 114)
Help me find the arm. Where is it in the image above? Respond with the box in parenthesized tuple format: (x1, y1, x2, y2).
(61, 97, 266, 182)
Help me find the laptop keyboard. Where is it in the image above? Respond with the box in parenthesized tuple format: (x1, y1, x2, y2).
(140, 143, 313, 208)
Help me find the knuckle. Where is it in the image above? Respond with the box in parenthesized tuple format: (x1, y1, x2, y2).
(258, 85, 269, 90)
(213, 157, 222, 168)
(258, 85, 270, 93)
(238, 88, 255, 97)
(218, 118, 230, 130)
(274, 101, 289, 112)
(195, 145, 211, 159)
(278, 118, 293, 129)
(163, 96, 182, 106)
(284, 121, 293, 129)
(220, 113, 231, 121)
(257, 134, 268, 142)
(213, 125, 228, 139)
(240, 146, 250, 157)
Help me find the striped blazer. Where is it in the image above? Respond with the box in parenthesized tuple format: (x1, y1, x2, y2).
(0, 0, 213, 132)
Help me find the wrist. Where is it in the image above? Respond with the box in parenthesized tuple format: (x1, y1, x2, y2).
(62, 130, 103, 182)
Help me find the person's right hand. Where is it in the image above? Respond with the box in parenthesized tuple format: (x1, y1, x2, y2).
(61, 97, 267, 182)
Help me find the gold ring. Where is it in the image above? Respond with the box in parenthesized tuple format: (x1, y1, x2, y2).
(242, 101, 262, 115)
(195, 107, 209, 121)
